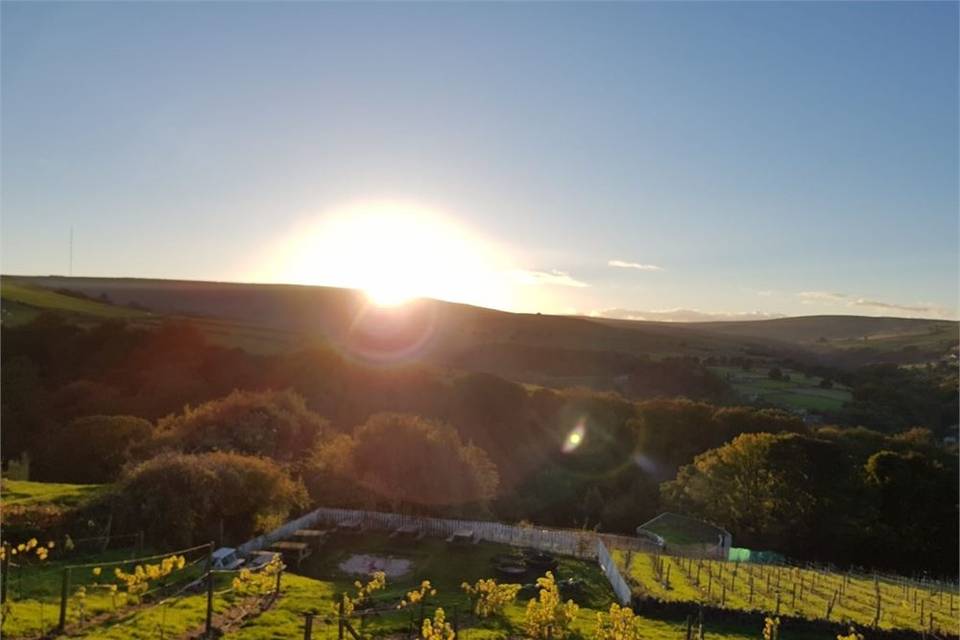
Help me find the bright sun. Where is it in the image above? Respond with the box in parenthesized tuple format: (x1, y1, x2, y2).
(272, 202, 512, 309)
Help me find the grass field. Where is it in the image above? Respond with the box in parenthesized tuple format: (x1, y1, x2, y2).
(1, 480, 106, 509)
(1, 531, 835, 640)
(614, 550, 959, 635)
(710, 367, 852, 412)
(0, 278, 302, 354)
(0, 281, 150, 324)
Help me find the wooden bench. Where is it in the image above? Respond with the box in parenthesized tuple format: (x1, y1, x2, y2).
(446, 529, 475, 544)
(270, 541, 312, 567)
(390, 524, 423, 540)
(293, 529, 328, 549)
(336, 520, 362, 534)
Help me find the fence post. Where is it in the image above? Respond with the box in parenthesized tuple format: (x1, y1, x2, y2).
(419, 598, 425, 636)
(274, 566, 283, 601)
(304, 612, 314, 640)
(338, 595, 345, 640)
(58, 566, 71, 633)
(1, 542, 9, 604)
(205, 542, 214, 638)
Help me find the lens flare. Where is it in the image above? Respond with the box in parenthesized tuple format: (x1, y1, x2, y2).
(562, 419, 586, 453)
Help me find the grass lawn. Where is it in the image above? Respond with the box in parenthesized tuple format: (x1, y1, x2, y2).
(1, 480, 106, 509)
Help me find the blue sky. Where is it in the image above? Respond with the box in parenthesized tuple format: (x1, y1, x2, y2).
(2, 1, 957, 319)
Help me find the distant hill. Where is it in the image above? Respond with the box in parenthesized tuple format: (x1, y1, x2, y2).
(3, 275, 956, 373)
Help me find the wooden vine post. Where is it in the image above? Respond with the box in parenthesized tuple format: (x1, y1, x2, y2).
(58, 567, 71, 633)
(205, 542, 214, 639)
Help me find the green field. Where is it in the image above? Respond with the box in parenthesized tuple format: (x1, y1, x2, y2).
(1, 480, 106, 509)
(710, 367, 852, 412)
(0, 281, 150, 324)
(614, 550, 959, 635)
(0, 531, 831, 640)
(0, 278, 302, 355)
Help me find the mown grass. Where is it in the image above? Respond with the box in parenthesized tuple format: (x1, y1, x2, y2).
(614, 550, 959, 634)
(1, 480, 106, 508)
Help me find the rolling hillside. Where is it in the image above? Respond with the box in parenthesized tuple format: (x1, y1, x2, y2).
(3, 275, 956, 372)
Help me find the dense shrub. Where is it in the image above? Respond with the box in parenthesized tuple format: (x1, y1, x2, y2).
(33, 415, 153, 483)
(306, 413, 499, 515)
(114, 451, 307, 548)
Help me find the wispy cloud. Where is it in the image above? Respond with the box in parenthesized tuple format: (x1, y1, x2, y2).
(591, 308, 786, 323)
(798, 291, 848, 303)
(742, 287, 776, 297)
(851, 299, 948, 315)
(608, 259, 663, 271)
(514, 269, 589, 288)
(797, 291, 954, 319)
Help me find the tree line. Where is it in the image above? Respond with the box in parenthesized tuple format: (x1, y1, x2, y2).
(2, 316, 955, 576)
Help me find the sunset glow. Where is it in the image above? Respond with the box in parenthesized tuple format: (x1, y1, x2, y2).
(267, 203, 513, 310)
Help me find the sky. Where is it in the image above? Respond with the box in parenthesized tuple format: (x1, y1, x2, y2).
(2, 1, 957, 320)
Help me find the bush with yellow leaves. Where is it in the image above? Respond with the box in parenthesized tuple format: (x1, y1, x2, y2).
(398, 580, 437, 609)
(837, 627, 864, 640)
(1, 537, 55, 563)
(461, 578, 521, 619)
(422, 607, 455, 640)
(593, 603, 642, 640)
(112, 554, 187, 603)
(524, 572, 579, 640)
(338, 571, 387, 617)
(762, 617, 780, 640)
(232, 555, 284, 597)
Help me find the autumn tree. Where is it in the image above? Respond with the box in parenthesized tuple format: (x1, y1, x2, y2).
(313, 413, 499, 514)
(155, 389, 327, 461)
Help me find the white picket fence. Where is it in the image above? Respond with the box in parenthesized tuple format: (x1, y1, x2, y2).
(236, 506, 694, 601)
(597, 539, 632, 605)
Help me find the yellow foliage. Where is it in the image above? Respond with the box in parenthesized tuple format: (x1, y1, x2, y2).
(422, 607, 455, 640)
(113, 554, 187, 602)
(398, 580, 437, 609)
(837, 627, 864, 640)
(462, 578, 521, 618)
(524, 572, 579, 640)
(339, 571, 387, 617)
(594, 604, 642, 640)
(763, 617, 780, 640)
(232, 555, 284, 597)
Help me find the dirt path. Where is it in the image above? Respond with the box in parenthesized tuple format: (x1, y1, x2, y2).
(177, 593, 277, 639)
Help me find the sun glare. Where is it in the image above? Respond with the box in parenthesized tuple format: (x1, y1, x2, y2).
(269, 202, 512, 310)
